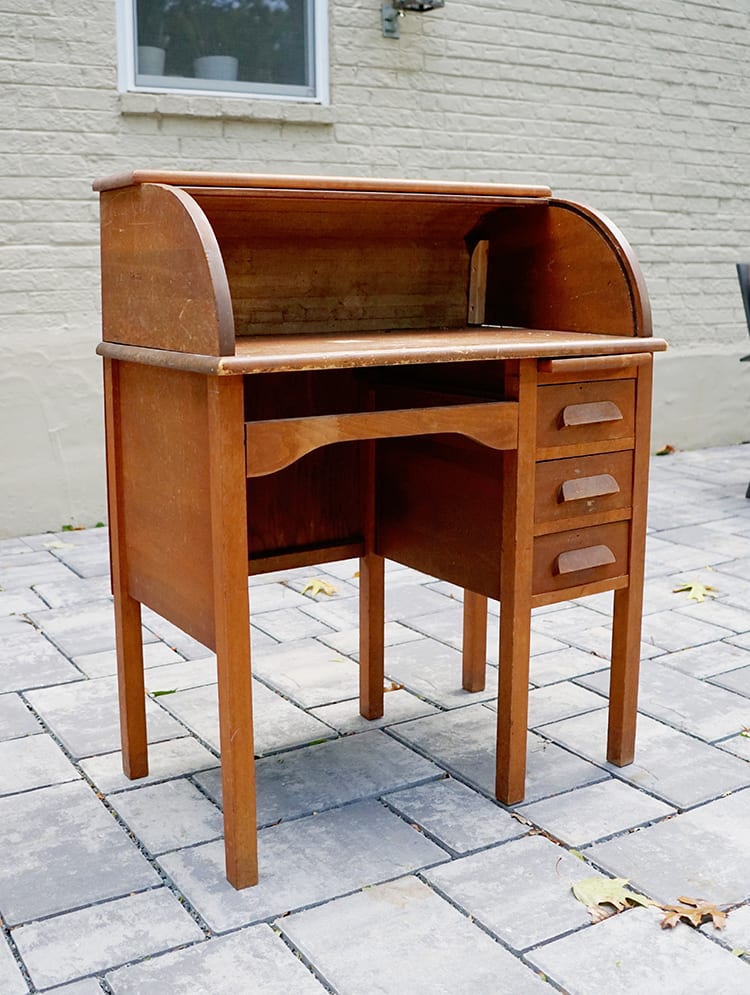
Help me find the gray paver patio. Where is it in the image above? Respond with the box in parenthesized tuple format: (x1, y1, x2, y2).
(106, 926, 326, 994)
(527, 907, 749, 993)
(279, 876, 551, 994)
(1, 445, 749, 991)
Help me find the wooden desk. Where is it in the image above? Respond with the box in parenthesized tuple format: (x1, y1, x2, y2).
(94, 171, 666, 889)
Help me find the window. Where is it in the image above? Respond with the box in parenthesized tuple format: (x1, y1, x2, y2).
(119, 0, 327, 101)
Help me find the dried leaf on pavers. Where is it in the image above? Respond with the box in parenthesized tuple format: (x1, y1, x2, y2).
(43, 540, 75, 550)
(672, 581, 717, 602)
(572, 877, 655, 922)
(741, 727, 750, 739)
(731, 948, 749, 957)
(384, 681, 403, 692)
(659, 896, 727, 930)
(656, 444, 675, 456)
(302, 578, 337, 597)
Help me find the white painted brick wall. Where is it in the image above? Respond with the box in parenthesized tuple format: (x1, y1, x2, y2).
(1, 0, 749, 535)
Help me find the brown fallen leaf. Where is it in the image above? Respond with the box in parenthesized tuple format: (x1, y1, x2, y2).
(660, 896, 726, 930)
(656, 444, 675, 456)
(302, 578, 337, 597)
(384, 681, 403, 693)
(672, 581, 717, 603)
(572, 877, 654, 922)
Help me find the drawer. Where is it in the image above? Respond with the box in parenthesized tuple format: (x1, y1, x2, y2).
(536, 380, 635, 451)
(535, 451, 633, 526)
(533, 521, 629, 596)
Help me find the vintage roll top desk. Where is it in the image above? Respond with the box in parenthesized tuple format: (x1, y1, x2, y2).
(94, 171, 666, 888)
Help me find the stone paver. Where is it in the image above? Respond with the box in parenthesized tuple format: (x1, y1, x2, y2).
(0, 617, 82, 692)
(0, 693, 41, 740)
(250, 637, 360, 707)
(518, 778, 675, 847)
(108, 779, 225, 854)
(26, 676, 184, 759)
(13, 888, 203, 989)
(384, 776, 527, 853)
(158, 800, 448, 932)
(0, 734, 80, 795)
(279, 876, 552, 994)
(193, 729, 441, 826)
(392, 704, 609, 802)
(0, 780, 159, 925)
(382, 638, 500, 708)
(579, 659, 750, 741)
(528, 907, 749, 993)
(106, 926, 326, 994)
(80, 736, 218, 793)
(424, 834, 601, 951)
(543, 709, 750, 807)
(0, 935, 27, 995)
(585, 789, 750, 906)
(1, 446, 749, 989)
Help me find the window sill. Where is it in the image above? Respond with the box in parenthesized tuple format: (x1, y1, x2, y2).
(119, 91, 335, 125)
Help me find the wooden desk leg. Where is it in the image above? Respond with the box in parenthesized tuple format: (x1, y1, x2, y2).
(496, 359, 537, 805)
(462, 591, 487, 692)
(208, 377, 258, 889)
(607, 358, 652, 766)
(104, 358, 148, 779)
(359, 552, 385, 719)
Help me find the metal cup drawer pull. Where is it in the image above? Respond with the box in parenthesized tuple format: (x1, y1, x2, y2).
(555, 544, 616, 575)
(560, 401, 623, 427)
(559, 473, 620, 503)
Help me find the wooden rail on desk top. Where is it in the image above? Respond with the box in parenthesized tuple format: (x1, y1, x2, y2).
(93, 170, 553, 200)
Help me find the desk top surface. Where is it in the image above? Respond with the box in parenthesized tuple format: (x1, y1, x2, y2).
(97, 327, 667, 375)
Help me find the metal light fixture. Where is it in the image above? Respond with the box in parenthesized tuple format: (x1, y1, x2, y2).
(382, 1, 445, 39)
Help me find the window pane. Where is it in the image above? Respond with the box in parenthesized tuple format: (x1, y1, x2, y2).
(135, 0, 311, 90)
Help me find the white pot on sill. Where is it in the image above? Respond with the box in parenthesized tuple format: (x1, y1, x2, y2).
(137, 45, 166, 75)
(193, 55, 239, 81)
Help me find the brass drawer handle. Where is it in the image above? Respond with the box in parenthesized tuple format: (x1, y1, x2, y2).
(555, 544, 616, 575)
(559, 474, 620, 503)
(560, 401, 623, 427)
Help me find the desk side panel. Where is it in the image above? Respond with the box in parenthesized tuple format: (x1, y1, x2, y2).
(117, 362, 216, 649)
(100, 183, 235, 355)
(482, 201, 651, 337)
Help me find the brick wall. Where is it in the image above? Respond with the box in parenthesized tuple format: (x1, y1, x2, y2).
(1, 0, 749, 535)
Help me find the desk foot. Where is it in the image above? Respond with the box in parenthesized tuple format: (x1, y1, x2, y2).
(462, 591, 488, 692)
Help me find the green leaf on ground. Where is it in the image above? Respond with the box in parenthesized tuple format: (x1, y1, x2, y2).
(148, 688, 177, 697)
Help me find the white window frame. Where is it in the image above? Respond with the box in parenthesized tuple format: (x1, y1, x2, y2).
(116, 0, 329, 104)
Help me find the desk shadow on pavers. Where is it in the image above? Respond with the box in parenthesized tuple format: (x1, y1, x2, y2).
(390, 704, 609, 803)
(193, 729, 442, 827)
(157, 799, 448, 933)
(0, 781, 160, 925)
(278, 876, 553, 994)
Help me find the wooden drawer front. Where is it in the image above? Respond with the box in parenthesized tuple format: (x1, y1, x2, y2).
(537, 380, 635, 451)
(533, 521, 629, 596)
(535, 451, 633, 526)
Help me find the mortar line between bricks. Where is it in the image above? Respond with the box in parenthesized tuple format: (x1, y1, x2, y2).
(15, 691, 216, 941)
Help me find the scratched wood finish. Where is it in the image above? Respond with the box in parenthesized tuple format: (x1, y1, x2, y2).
(100, 184, 234, 355)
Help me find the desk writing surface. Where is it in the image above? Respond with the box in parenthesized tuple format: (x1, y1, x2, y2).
(97, 327, 666, 375)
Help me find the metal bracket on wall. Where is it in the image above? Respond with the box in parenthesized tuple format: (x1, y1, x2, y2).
(381, 1, 446, 39)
